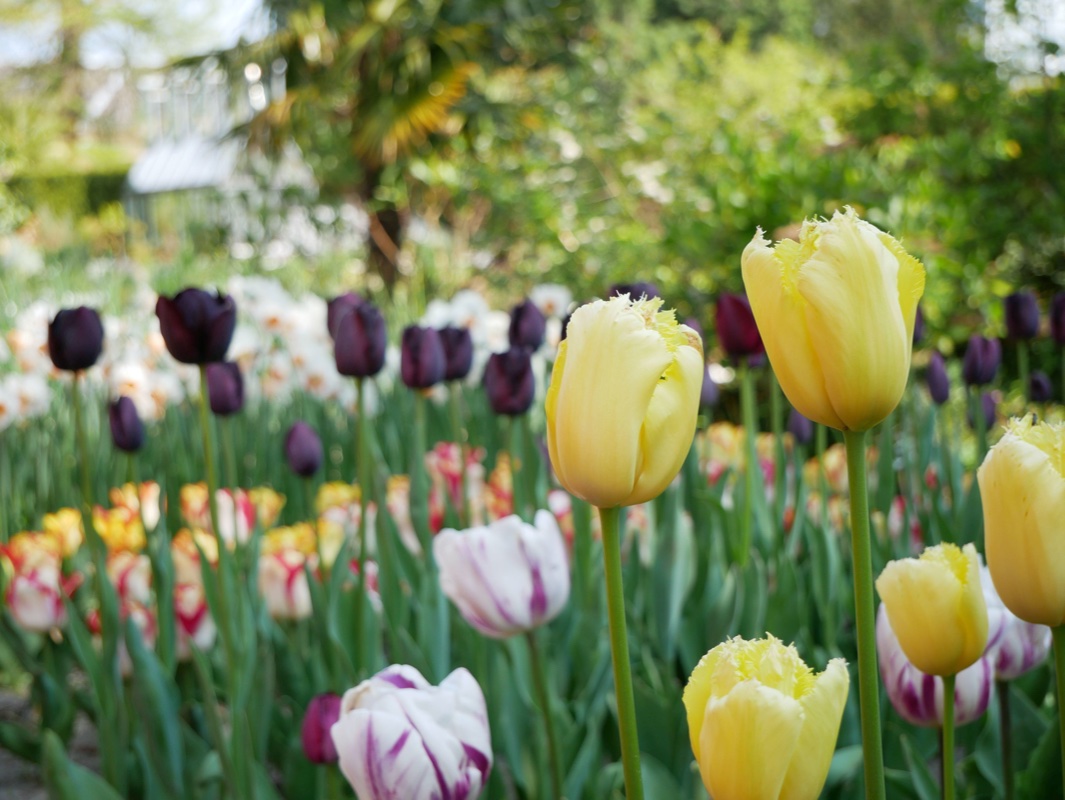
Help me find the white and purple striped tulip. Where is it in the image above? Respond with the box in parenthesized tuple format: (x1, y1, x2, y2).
(433, 511, 570, 639)
(876, 605, 996, 727)
(331, 665, 492, 800)
(981, 567, 1052, 680)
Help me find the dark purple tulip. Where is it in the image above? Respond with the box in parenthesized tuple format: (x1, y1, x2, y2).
(715, 293, 763, 360)
(483, 348, 535, 416)
(206, 362, 244, 416)
(508, 300, 547, 351)
(700, 367, 720, 409)
(1050, 293, 1065, 345)
(334, 303, 387, 378)
(439, 326, 474, 381)
(1003, 292, 1040, 340)
(48, 307, 104, 371)
(1030, 371, 1053, 403)
(285, 421, 323, 477)
(961, 335, 1001, 387)
(109, 396, 144, 453)
(787, 408, 814, 445)
(301, 693, 341, 764)
(400, 326, 446, 389)
(327, 292, 365, 339)
(912, 304, 925, 346)
(609, 282, 659, 300)
(926, 351, 950, 405)
(968, 392, 997, 431)
(155, 289, 236, 365)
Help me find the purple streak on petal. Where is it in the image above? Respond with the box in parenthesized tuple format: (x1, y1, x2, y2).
(521, 537, 548, 620)
(467, 536, 521, 631)
(379, 672, 421, 690)
(462, 743, 491, 778)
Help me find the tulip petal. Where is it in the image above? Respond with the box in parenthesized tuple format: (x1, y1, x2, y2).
(546, 298, 672, 508)
(628, 341, 703, 505)
(795, 211, 911, 431)
(699, 681, 802, 800)
(979, 431, 1065, 626)
(742, 233, 844, 430)
(780, 659, 849, 800)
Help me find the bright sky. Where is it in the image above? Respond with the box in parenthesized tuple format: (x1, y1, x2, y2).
(0, 0, 264, 68)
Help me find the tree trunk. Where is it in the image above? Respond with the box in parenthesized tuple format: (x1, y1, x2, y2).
(360, 167, 404, 294)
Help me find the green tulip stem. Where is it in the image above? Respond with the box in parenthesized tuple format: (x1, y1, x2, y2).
(221, 416, 239, 491)
(970, 387, 989, 462)
(998, 680, 1014, 800)
(1017, 341, 1030, 401)
(941, 673, 956, 800)
(526, 630, 563, 800)
(768, 370, 785, 522)
(738, 363, 757, 565)
(449, 382, 468, 527)
(598, 505, 644, 800)
(324, 767, 342, 800)
(353, 378, 372, 673)
(125, 452, 137, 488)
(70, 373, 93, 518)
(843, 429, 886, 800)
(1054, 625, 1065, 800)
(197, 365, 221, 540)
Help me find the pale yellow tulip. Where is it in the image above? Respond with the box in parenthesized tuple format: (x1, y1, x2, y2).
(741, 207, 925, 432)
(683, 635, 849, 800)
(545, 295, 703, 508)
(978, 417, 1065, 627)
(876, 543, 988, 676)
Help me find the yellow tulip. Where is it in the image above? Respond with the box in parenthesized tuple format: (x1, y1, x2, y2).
(741, 207, 925, 432)
(683, 636, 848, 800)
(977, 416, 1065, 627)
(876, 543, 988, 676)
(545, 295, 703, 508)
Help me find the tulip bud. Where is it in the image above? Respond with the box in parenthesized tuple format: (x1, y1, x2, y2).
(967, 392, 996, 431)
(980, 567, 1051, 680)
(48, 307, 104, 372)
(1050, 292, 1065, 345)
(876, 543, 988, 676)
(700, 366, 720, 410)
(787, 407, 814, 445)
(400, 326, 446, 389)
(912, 303, 925, 345)
(1003, 291, 1040, 340)
(683, 636, 848, 800)
(439, 326, 474, 381)
(926, 351, 950, 405)
(978, 416, 1065, 626)
(258, 548, 313, 620)
(714, 293, 763, 360)
(206, 362, 244, 416)
(509, 299, 547, 351)
(546, 295, 703, 508)
(434, 511, 570, 638)
(741, 208, 925, 432)
(285, 421, 323, 477)
(334, 303, 387, 378)
(327, 292, 365, 339)
(331, 665, 493, 800)
(109, 396, 145, 453)
(876, 605, 993, 728)
(961, 335, 1000, 387)
(302, 693, 342, 764)
(609, 282, 659, 300)
(1029, 370, 1053, 403)
(483, 348, 535, 416)
(155, 288, 236, 364)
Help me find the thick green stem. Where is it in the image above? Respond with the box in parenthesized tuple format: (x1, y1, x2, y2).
(738, 364, 757, 566)
(324, 767, 342, 800)
(942, 673, 956, 800)
(222, 417, 239, 490)
(71, 374, 93, 517)
(526, 631, 563, 800)
(1053, 626, 1065, 800)
(1017, 341, 1030, 402)
(768, 371, 785, 522)
(998, 680, 1014, 800)
(353, 378, 371, 674)
(843, 430, 886, 800)
(970, 387, 988, 462)
(449, 383, 468, 527)
(598, 505, 643, 800)
(197, 366, 221, 539)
